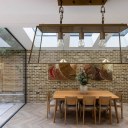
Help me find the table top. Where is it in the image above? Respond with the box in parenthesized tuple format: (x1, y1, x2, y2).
(53, 90, 119, 99)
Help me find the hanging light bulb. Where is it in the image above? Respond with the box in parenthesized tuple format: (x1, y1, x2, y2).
(58, 32, 64, 47)
(99, 31, 106, 47)
(78, 32, 85, 47)
(58, 0, 67, 63)
(58, 31, 67, 63)
(58, 32, 67, 63)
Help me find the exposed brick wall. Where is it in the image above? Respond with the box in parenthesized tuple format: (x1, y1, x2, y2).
(27, 50, 128, 103)
(29, 50, 122, 63)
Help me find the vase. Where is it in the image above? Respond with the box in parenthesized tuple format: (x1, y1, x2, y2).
(80, 85, 88, 94)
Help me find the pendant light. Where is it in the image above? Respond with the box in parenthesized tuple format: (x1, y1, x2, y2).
(58, 0, 67, 63)
(79, 31, 85, 47)
(99, 5, 106, 47)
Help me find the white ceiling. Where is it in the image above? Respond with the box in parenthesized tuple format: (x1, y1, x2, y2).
(0, 0, 128, 49)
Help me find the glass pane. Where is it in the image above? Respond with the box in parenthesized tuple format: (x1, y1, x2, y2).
(105, 33, 120, 47)
(70, 34, 79, 47)
(0, 38, 11, 47)
(34, 33, 58, 47)
(0, 28, 25, 127)
(120, 29, 128, 48)
(69, 33, 99, 47)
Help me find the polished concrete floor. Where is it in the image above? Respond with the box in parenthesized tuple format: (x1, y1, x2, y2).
(0, 103, 24, 127)
(3, 103, 128, 128)
(0, 103, 14, 116)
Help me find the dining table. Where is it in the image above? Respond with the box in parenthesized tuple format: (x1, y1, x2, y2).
(53, 90, 119, 123)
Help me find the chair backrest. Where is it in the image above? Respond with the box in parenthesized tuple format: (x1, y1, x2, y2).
(83, 96, 96, 106)
(99, 96, 111, 106)
(65, 96, 78, 105)
(115, 92, 123, 102)
(47, 91, 51, 103)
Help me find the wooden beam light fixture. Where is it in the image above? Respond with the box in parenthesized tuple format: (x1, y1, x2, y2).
(38, 24, 128, 33)
(58, 0, 107, 6)
(28, 0, 128, 64)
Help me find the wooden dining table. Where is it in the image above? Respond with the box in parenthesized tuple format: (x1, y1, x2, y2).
(53, 90, 119, 123)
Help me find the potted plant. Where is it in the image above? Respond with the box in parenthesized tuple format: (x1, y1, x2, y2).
(76, 70, 88, 93)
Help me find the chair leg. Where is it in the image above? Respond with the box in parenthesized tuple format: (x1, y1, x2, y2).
(121, 104, 123, 119)
(83, 107, 85, 125)
(94, 108, 96, 124)
(47, 107, 48, 118)
(76, 107, 78, 124)
(99, 108, 101, 124)
(109, 108, 112, 124)
(64, 106, 66, 124)
(80, 104, 82, 117)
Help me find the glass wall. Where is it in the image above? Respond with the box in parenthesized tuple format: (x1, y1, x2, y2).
(0, 28, 26, 127)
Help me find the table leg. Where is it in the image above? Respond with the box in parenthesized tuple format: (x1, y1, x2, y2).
(114, 99, 119, 123)
(53, 99, 58, 123)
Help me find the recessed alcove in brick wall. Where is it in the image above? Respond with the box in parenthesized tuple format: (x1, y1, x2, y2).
(27, 50, 128, 103)
(0, 51, 25, 103)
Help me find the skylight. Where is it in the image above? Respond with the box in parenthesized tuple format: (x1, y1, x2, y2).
(106, 35, 128, 47)
(34, 35, 58, 47)
(0, 37, 11, 47)
(69, 33, 98, 47)
(23, 28, 58, 47)
(23, 28, 34, 42)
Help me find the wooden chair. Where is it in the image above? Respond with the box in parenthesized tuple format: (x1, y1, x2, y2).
(47, 91, 61, 118)
(81, 96, 97, 124)
(113, 92, 123, 119)
(98, 96, 112, 124)
(64, 96, 78, 124)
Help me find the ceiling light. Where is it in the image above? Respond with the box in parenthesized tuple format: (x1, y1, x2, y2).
(58, 32, 64, 47)
(58, 0, 67, 63)
(58, 0, 107, 6)
(99, 31, 106, 47)
(78, 32, 85, 47)
(28, 0, 128, 64)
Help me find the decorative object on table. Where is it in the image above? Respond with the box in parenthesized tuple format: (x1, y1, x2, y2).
(76, 69, 88, 93)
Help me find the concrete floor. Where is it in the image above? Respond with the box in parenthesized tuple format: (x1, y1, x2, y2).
(0, 103, 24, 127)
(3, 103, 128, 128)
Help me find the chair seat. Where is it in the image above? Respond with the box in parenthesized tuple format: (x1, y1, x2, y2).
(67, 105, 76, 107)
(99, 105, 110, 110)
(66, 104, 77, 110)
(84, 105, 96, 110)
